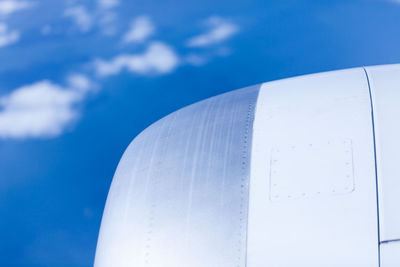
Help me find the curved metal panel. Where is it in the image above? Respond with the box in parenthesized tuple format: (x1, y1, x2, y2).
(247, 68, 379, 266)
(94, 85, 260, 267)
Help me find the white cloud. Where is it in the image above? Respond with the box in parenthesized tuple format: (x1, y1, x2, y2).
(64, 5, 93, 33)
(186, 16, 239, 47)
(64, 4, 118, 35)
(67, 73, 93, 93)
(94, 42, 179, 77)
(98, 0, 119, 9)
(123, 15, 154, 43)
(98, 10, 117, 36)
(0, 74, 94, 139)
(0, 0, 33, 16)
(0, 22, 19, 47)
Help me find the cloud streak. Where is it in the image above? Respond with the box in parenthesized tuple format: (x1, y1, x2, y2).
(98, 0, 119, 9)
(0, 74, 94, 139)
(94, 42, 179, 77)
(64, 5, 93, 33)
(0, 0, 34, 16)
(186, 16, 239, 47)
(122, 15, 155, 43)
(0, 22, 19, 47)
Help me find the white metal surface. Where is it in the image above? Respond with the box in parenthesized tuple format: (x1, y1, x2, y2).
(95, 64, 400, 267)
(380, 241, 400, 267)
(247, 68, 379, 266)
(269, 139, 355, 201)
(94, 86, 260, 267)
(365, 64, 400, 242)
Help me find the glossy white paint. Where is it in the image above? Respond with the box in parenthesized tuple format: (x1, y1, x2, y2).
(95, 65, 400, 267)
(247, 68, 379, 266)
(365, 65, 400, 242)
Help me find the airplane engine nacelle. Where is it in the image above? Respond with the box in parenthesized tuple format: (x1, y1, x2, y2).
(94, 64, 400, 267)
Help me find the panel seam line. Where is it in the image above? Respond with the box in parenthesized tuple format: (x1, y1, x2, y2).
(244, 84, 262, 267)
(363, 67, 381, 267)
(380, 238, 400, 244)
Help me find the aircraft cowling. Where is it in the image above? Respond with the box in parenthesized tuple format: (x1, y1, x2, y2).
(95, 64, 400, 267)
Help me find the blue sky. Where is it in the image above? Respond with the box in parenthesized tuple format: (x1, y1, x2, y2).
(1, 0, 400, 266)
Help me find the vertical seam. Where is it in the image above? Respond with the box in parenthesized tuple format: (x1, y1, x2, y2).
(363, 67, 381, 267)
(244, 84, 261, 267)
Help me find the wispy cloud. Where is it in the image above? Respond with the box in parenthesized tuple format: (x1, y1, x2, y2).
(97, 0, 119, 9)
(64, 5, 93, 33)
(98, 10, 117, 36)
(186, 16, 239, 47)
(0, 22, 19, 47)
(122, 15, 154, 44)
(64, 3, 118, 36)
(96, 0, 119, 35)
(0, 74, 94, 139)
(94, 42, 179, 77)
(0, 0, 34, 16)
(67, 74, 93, 93)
